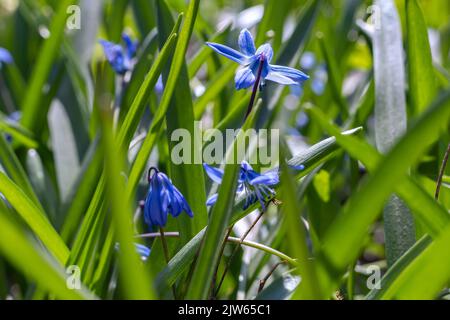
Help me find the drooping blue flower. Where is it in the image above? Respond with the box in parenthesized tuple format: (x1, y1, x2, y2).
(0, 47, 13, 68)
(144, 167, 193, 228)
(206, 29, 309, 90)
(204, 161, 304, 210)
(99, 33, 138, 75)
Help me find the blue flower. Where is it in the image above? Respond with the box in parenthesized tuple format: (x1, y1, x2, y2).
(144, 167, 193, 228)
(205, 161, 287, 210)
(99, 33, 138, 75)
(206, 29, 309, 90)
(0, 47, 13, 68)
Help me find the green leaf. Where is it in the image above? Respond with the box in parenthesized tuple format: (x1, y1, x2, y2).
(156, 0, 207, 243)
(318, 35, 349, 118)
(0, 171, 70, 264)
(117, 30, 179, 150)
(184, 100, 261, 299)
(20, 0, 78, 134)
(365, 235, 432, 300)
(307, 106, 450, 238)
(373, 0, 415, 266)
(0, 132, 41, 209)
(316, 90, 450, 295)
(193, 62, 237, 119)
(126, 0, 200, 199)
(276, 0, 321, 65)
(279, 151, 322, 299)
(255, 0, 291, 52)
(48, 100, 81, 202)
(61, 23, 178, 245)
(406, 0, 438, 115)
(0, 208, 96, 300)
(156, 127, 362, 294)
(99, 106, 154, 299)
(380, 225, 450, 299)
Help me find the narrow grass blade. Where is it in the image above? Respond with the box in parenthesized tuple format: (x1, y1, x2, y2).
(307, 106, 450, 238)
(20, 0, 77, 134)
(279, 151, 322, 299)
(0, 208, 96, 300)
(185, 102, 261, 299)
(380, 225, 450, 299)
(406, 0, 437, 115)
(156, 0, 207, 242)
(99, 107, 154, 299)
(373, 0, 415, 266)
(317, 91, 450, 295)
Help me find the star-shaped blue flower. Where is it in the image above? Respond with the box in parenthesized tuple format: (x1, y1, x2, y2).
(204, 161, 282, 210)
(144, 168, 193, 228)
(99, 33, 138, 75)
(0, 47, 13, 68)
(206, 29, 309, 90)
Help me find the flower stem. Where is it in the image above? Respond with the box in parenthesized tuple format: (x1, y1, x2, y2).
(137, 231, 298, 265)
(209, 226, 234, 299)
(214, 210, 265, 297)
(258, 261, 286, 293)
(435, 143, 450, 200)
(244, 58, 265, 121)
(159, 227, 177, 299)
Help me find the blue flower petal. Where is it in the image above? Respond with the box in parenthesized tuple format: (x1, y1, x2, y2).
(238, 29, 256, 56)
(255, 44, 273, 63)
(265, 71, 297, 85)
(99, 40, 128, 74)
(206, 193, 218, 206)
(240, 160, 254, 172)
(203, 163, 225, 184)
(0, 47, 13, 64)
(145, 174, 169, 227)
(269, 64, 309, 83)
(134, 243, 151, 259)
(122, 33, 138, 58)
(249, 170, 279, 186)
(206, 42, 250, 65)
(235, 67, 256, 90)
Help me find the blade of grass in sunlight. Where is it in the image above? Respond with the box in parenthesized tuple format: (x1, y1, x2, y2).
(406, 0, 437, 115)
(157, 127, 362, 294)
(99, 106, 154, 299)
(306, 106, 450, 237)
(0, 171, 69, 264)
(373, 0, 415, 266)
(316, 90, 450, 295)
(156, 0, 207, 243)
(20, 0, 77, 134)
(0, 208, 96, 300)
(0, 133, 41, 208)
(126, 0, 201, 199)
(279, 150, 322, 299)
(185, 101, 261, 299)
(378, 225, 450, 299)
(365, 235, 431, 300)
